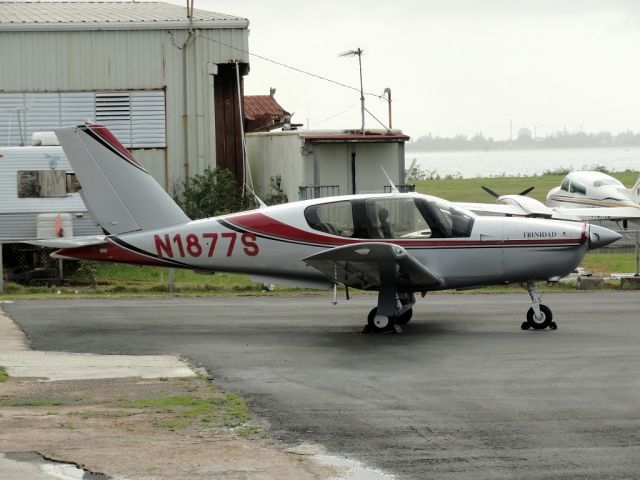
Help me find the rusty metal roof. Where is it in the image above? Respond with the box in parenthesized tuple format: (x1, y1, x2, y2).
(244, 95, 289, 120)
(0, 1, 249, 30)
(300, 131, 410, 143)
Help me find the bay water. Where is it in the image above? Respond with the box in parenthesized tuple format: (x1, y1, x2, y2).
(407, 146, 640, 179)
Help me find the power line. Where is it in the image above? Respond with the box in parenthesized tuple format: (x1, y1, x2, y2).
(314, 102, 360, 126)
(196, 33, 384, 99)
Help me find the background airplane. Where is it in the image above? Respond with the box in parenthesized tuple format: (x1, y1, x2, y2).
(547, 170, 640, 210)
(33, 124, 621, 333)
(461, 181, 640, 225)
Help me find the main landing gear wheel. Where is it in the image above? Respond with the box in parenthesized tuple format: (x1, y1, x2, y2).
(367, 307, 394, 333)
(396, 308, 413, 325)
(525, 304, 554, 330)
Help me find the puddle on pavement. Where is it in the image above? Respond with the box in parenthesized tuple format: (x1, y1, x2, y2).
(315, 453, 395, 480)
(5, 452, 111, 479)
(287, 443, 394, 479)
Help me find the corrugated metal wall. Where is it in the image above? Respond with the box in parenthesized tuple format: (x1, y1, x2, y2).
(0, 27, 249, 187)
(0, 91, 166, 148)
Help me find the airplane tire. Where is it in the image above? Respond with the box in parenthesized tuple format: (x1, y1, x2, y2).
(367, 308, 393, 333)
(396, 308, 413, 325)
(526, 304, 553, 330)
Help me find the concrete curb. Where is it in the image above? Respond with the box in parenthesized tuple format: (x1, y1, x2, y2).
(0, 304, 196, 381)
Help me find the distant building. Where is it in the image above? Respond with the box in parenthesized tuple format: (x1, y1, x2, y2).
(246, 129, 411, 202)
(0, 1, 250, 189)
(244, 90, 293, 133)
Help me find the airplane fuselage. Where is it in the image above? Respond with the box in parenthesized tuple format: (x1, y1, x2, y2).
(55, 194, 592, 292)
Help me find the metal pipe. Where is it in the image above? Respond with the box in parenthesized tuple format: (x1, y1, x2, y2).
(635, 230, 640, 277)
(357, 48, 365, 134)
(0, 242, 3, 294)
(181, 29, 194, 180)
(383, 87, 392, 129)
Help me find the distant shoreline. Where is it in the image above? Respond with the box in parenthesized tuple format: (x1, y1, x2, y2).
(405, 144, 640, 154)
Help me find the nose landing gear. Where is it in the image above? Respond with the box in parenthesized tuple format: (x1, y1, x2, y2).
(521, 281, 557, 331)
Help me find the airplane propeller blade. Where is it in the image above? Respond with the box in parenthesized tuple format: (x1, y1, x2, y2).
(481, 186, 500, 198)
(518, 186, 535, 196)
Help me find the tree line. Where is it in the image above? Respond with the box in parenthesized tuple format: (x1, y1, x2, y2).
(407, 130, 640, 152)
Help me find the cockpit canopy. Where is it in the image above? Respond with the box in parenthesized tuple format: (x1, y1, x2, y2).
(593, 177, 623, 188)
(304, 196, 475, 239)
(560, 172, 623, 195)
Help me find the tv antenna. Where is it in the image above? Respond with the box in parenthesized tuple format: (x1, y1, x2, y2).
(339, 48, 365, 134)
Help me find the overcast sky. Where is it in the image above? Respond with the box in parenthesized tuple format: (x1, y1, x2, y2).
(171, 0, 640, 140)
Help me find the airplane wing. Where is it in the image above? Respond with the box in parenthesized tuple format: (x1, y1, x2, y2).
(458, 202, 527, 216)
(549, 207, 640, 221)
(23, 235, 108, 249)
(460, 201, 640, 222)
(303, 242, 442, 291)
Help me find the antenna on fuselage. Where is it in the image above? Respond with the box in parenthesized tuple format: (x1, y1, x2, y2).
(380, 165, 400, 194)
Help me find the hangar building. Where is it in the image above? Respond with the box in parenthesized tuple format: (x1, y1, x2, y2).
(0, 1, 250, 189)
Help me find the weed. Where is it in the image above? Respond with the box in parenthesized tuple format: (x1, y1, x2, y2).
(0, 366, 8, 383)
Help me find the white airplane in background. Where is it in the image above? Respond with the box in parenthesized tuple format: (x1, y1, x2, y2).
(32, 123, 621, 333)
(547, 171, 640, 211)
(461, 180, 640, 225)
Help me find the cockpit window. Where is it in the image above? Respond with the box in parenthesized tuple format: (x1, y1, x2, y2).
(593, 178, 623, 187)
(305, 197, 475, 239)
(569, 181, 586, 195)
(560, 177, 571, 192)
(304, 200, 354, 236)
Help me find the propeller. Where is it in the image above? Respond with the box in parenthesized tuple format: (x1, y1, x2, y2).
(481, 185, 535, 198)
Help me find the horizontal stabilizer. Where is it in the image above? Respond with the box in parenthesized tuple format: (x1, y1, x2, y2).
(303, 242, 441, 290)
(23, 235, 108, 249)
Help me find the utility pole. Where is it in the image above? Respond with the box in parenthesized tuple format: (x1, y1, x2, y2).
(340, 48, 365, 134)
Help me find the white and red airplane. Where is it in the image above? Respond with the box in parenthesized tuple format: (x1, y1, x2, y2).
(35, 124, 621, 332)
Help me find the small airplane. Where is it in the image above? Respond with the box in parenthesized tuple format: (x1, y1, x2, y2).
(461, 183, 640, 224)
(33, 123, 621, 333)
(547, 170, 640, 210)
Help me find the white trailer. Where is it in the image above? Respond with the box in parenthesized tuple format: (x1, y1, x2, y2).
(0, 144, 99, 241)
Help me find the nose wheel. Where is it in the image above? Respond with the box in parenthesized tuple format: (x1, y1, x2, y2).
(521, 282, 558, 331)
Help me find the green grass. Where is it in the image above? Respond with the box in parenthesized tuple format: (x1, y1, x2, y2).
(582, 252, 639, 275)
(118, 393, 251, 430)
(0, 366, 8, 383)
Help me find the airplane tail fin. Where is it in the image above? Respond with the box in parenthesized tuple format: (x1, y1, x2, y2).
(55, 124, 190, 235)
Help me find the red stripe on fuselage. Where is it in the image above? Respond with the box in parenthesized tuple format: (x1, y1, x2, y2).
(55, 239, 173, 267)
(225, 212, 585, 248)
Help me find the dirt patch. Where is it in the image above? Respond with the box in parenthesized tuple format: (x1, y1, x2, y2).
(0, 375, 341, 479)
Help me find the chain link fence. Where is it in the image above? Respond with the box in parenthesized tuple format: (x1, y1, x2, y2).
(1, 229, 639, 293)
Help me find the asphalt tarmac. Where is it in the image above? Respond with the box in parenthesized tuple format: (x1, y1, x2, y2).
(5, 292, 640, 479)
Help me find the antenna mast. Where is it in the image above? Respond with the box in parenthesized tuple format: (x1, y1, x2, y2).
(339, 48, 365, 134)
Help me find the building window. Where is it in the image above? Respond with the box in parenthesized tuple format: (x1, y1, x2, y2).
(17, 170, 79, 198)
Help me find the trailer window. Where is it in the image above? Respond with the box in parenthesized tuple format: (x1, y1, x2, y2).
(17, 170, 78, 198)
